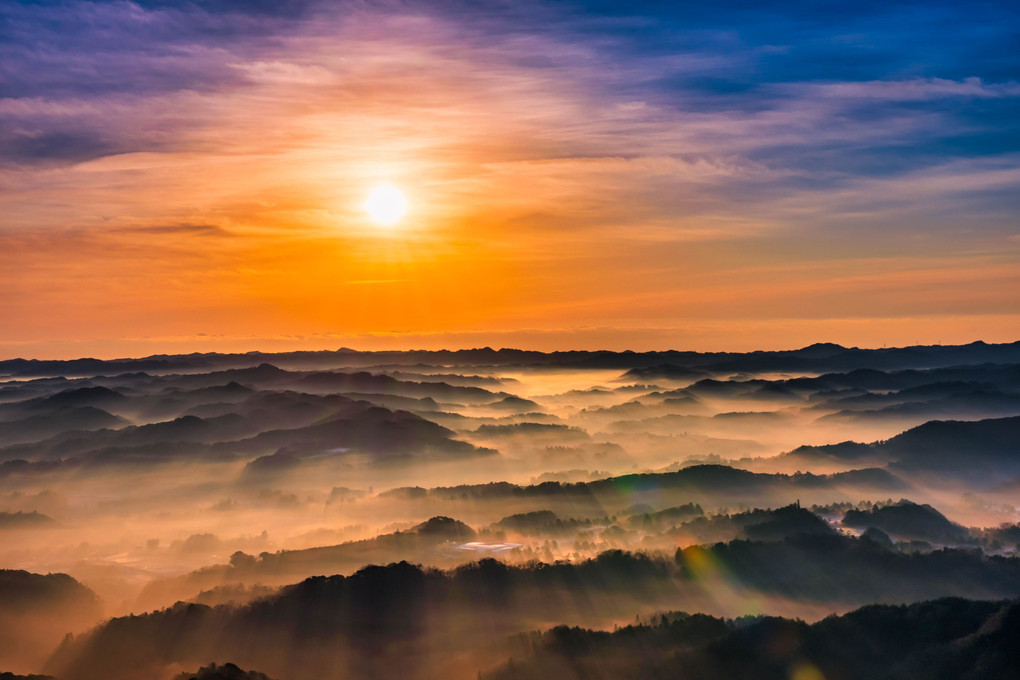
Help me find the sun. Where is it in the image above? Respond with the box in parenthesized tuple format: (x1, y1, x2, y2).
(363, 183, 408, 226)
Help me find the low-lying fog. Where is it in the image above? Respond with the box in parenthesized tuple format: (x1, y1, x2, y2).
(2, 343, 1020, 677)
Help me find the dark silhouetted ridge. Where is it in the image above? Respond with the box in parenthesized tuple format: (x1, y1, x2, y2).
(175, 663, 277, 680)
(843, 500, 970, 543)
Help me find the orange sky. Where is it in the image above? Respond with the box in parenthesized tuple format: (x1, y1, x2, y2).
(2, 4, 1019, 359)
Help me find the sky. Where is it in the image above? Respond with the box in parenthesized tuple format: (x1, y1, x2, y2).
(2, 0, 1019, 358)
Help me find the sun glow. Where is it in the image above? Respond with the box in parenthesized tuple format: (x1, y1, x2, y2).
(363, 184, 408, 226)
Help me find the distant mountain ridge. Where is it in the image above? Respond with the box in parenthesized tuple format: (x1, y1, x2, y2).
(4, 341, 1020, 378)
(785, 415, 1020, 480)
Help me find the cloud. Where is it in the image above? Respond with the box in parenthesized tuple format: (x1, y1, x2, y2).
(0, 130, 121, 164)
(116, 223, 236, 237)
(805, 77, 1020, 102)
(1, 0, 1019, 352)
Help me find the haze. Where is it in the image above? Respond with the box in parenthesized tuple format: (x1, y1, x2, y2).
(3, 344, 1020, 678)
